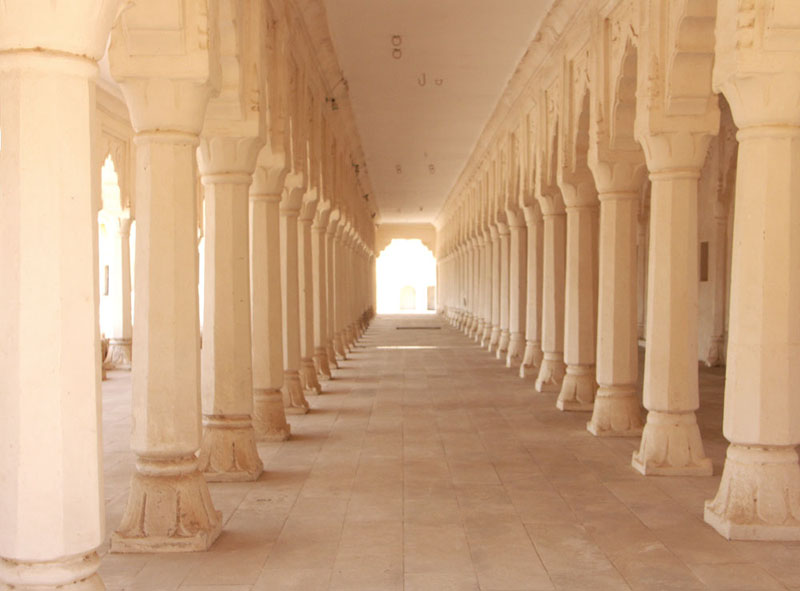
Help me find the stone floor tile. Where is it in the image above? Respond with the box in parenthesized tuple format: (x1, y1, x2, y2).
(97, 315, 800, 591)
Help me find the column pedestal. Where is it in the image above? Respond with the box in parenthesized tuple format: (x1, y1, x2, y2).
(520, 341, 543, 378)
(535, 354, 566, 393)
(632, 411, 711, 476)
(283, 370, 309, 414)
(105, 338, 133, 370)
(198, 416, 263, 482)
(111, 456, 222, 552)
(705, 445, 800, 541)
(556, 365, 596, 411)
(0, 553, 104, 591)
(253, 388, 291, 441)
(587, 385, 643, 437)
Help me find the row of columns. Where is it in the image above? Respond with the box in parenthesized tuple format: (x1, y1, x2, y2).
(438, 0, 800, 542)
(0, 1, 377, 589)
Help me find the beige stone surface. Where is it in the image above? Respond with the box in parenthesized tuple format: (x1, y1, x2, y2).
(97, 316, 795, 590)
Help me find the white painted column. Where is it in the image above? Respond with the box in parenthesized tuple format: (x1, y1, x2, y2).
(249, 185, 290, 442)
(705, 27, 800, 539)
(705, 202, 728, 367)
(520, 205, 544, 377)
(636, 204, 649, 342)
(196, 142, 264, 482)
(496, 223, 511, 359)
(506, 216, 527, 367)
(535, 210, 567, 392)
(470, 240, 481, 337)
(326, 218, 341, 366)
(333, 225, 349, 358)
(488, 226, 501, 352)
(556, 199, 599, 411)
(108, 3, 223, 551)
(298, 215, 322, 395)
(632, 154, 712, 476)
(587, 186, 644, 437)
(312, 215, 332, 379)
(0, 2, 120, 585)
(480, 233, 493, 346)
(280, 195, 310, 414)
(104, 215, 134, 369)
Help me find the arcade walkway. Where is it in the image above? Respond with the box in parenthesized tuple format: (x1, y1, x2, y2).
(98, 316, 797, 591)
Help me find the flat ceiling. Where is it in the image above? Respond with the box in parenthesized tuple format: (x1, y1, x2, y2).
(324, 0, 553, 224)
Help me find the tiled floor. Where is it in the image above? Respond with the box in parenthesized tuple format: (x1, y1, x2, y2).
(99, 314, 800, 590)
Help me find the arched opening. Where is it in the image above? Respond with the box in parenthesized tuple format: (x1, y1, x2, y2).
(376, 238, 436, 314)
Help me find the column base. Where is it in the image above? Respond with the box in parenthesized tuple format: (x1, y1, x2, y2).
(631, 410, 712, 476)
(535, 354, 566, 393)
(480, 325, 491, 347)
(104, 338, 132, 370)
(327, 341, 340, 369)
(487, 327, 500, 352)
(556, 365, 597, 411)
(314, 347, 333, 380)
(586, 385, 643, 437)
(704, 337, 724, 368)
(334, 333, 347, 360)
(0, 553, 103, 590)
(505, 333, 524, 368)
(198, 416, 264, 482)
(253, 388, 291, 442)
(704, 445, 800, 541)
(283, 371, 309, 414)
(301, 358, 322, 395)
(111, 457, 222, 553)
(496, 330, 510, 359)
(472, 320, 484, 342)
(519, 340, 543, 378)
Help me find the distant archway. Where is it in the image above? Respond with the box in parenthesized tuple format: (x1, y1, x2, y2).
(376, 239, 436, 314)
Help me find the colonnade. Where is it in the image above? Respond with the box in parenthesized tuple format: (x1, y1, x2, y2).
(0, 0, 375, 588)
(437, 0, 800, 542)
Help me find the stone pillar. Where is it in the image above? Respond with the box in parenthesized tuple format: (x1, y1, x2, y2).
(107, 1, 223, 552)
(556, 190, 599, 412)
(470, 240, 481, 338)
(480, 233, 493, 346)
(0, 2, 120, 585)
(249, 184, 290, 442)
(488, 226, 501, 352)
(326, 217, 341, 366)
(705, 202, 728, 367)
(298, 215, 322, 394)
(496, 223, 511, 359)
(104, 215, 134, 369)
(521, 205, 544, 377)
(636, 202, 649, 342)
(535, 209, 567, 392)
(705, 7, 800, 539)
(587, 178, 644, 437)
(312, 215, 333, 379)
(333, 224, 349, 358)
(196, 139, 264, 482)
(632, 137, 713, 476)
(506, 217, 527, 367)
(280, 192, 310, 414)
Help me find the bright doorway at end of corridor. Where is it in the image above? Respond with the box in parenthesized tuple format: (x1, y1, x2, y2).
(376, 239, 436, 314)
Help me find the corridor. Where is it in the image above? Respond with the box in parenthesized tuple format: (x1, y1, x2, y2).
(99, 315, 795, 591)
